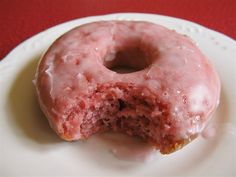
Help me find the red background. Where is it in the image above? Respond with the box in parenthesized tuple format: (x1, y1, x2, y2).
(1, 0, 235, 60)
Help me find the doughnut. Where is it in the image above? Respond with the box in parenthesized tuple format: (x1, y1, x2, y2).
(34, 21, 220, 154)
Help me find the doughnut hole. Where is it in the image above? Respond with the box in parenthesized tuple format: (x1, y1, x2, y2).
(103, 46, 153, 74)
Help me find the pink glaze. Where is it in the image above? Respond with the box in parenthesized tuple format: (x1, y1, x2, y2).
(35, 21, 220, 154)
(201, 125, 216, 139)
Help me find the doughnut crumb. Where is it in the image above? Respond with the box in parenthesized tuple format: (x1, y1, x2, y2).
(60, 83, 191, 154)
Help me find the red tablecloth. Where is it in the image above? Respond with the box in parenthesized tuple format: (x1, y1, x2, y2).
(1, 0, 235, 60)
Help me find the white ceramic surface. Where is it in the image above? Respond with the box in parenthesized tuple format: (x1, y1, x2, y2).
(0, 13, 236, 176)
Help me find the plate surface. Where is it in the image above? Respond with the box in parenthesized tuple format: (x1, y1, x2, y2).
(0, 13, 236, 176)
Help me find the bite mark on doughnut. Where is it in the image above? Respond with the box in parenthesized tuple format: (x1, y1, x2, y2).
(60, 83, 191, 154)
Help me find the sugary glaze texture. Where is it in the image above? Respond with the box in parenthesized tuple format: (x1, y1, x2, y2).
(35, 21, 220, 154)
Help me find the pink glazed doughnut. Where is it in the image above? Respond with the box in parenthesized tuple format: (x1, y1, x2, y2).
(35, 21, 220, 154)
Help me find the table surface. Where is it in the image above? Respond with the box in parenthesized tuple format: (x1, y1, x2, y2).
(1, 0, 236, 60)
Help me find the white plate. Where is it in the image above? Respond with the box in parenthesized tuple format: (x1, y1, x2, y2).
(1, 13, 236, 176)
